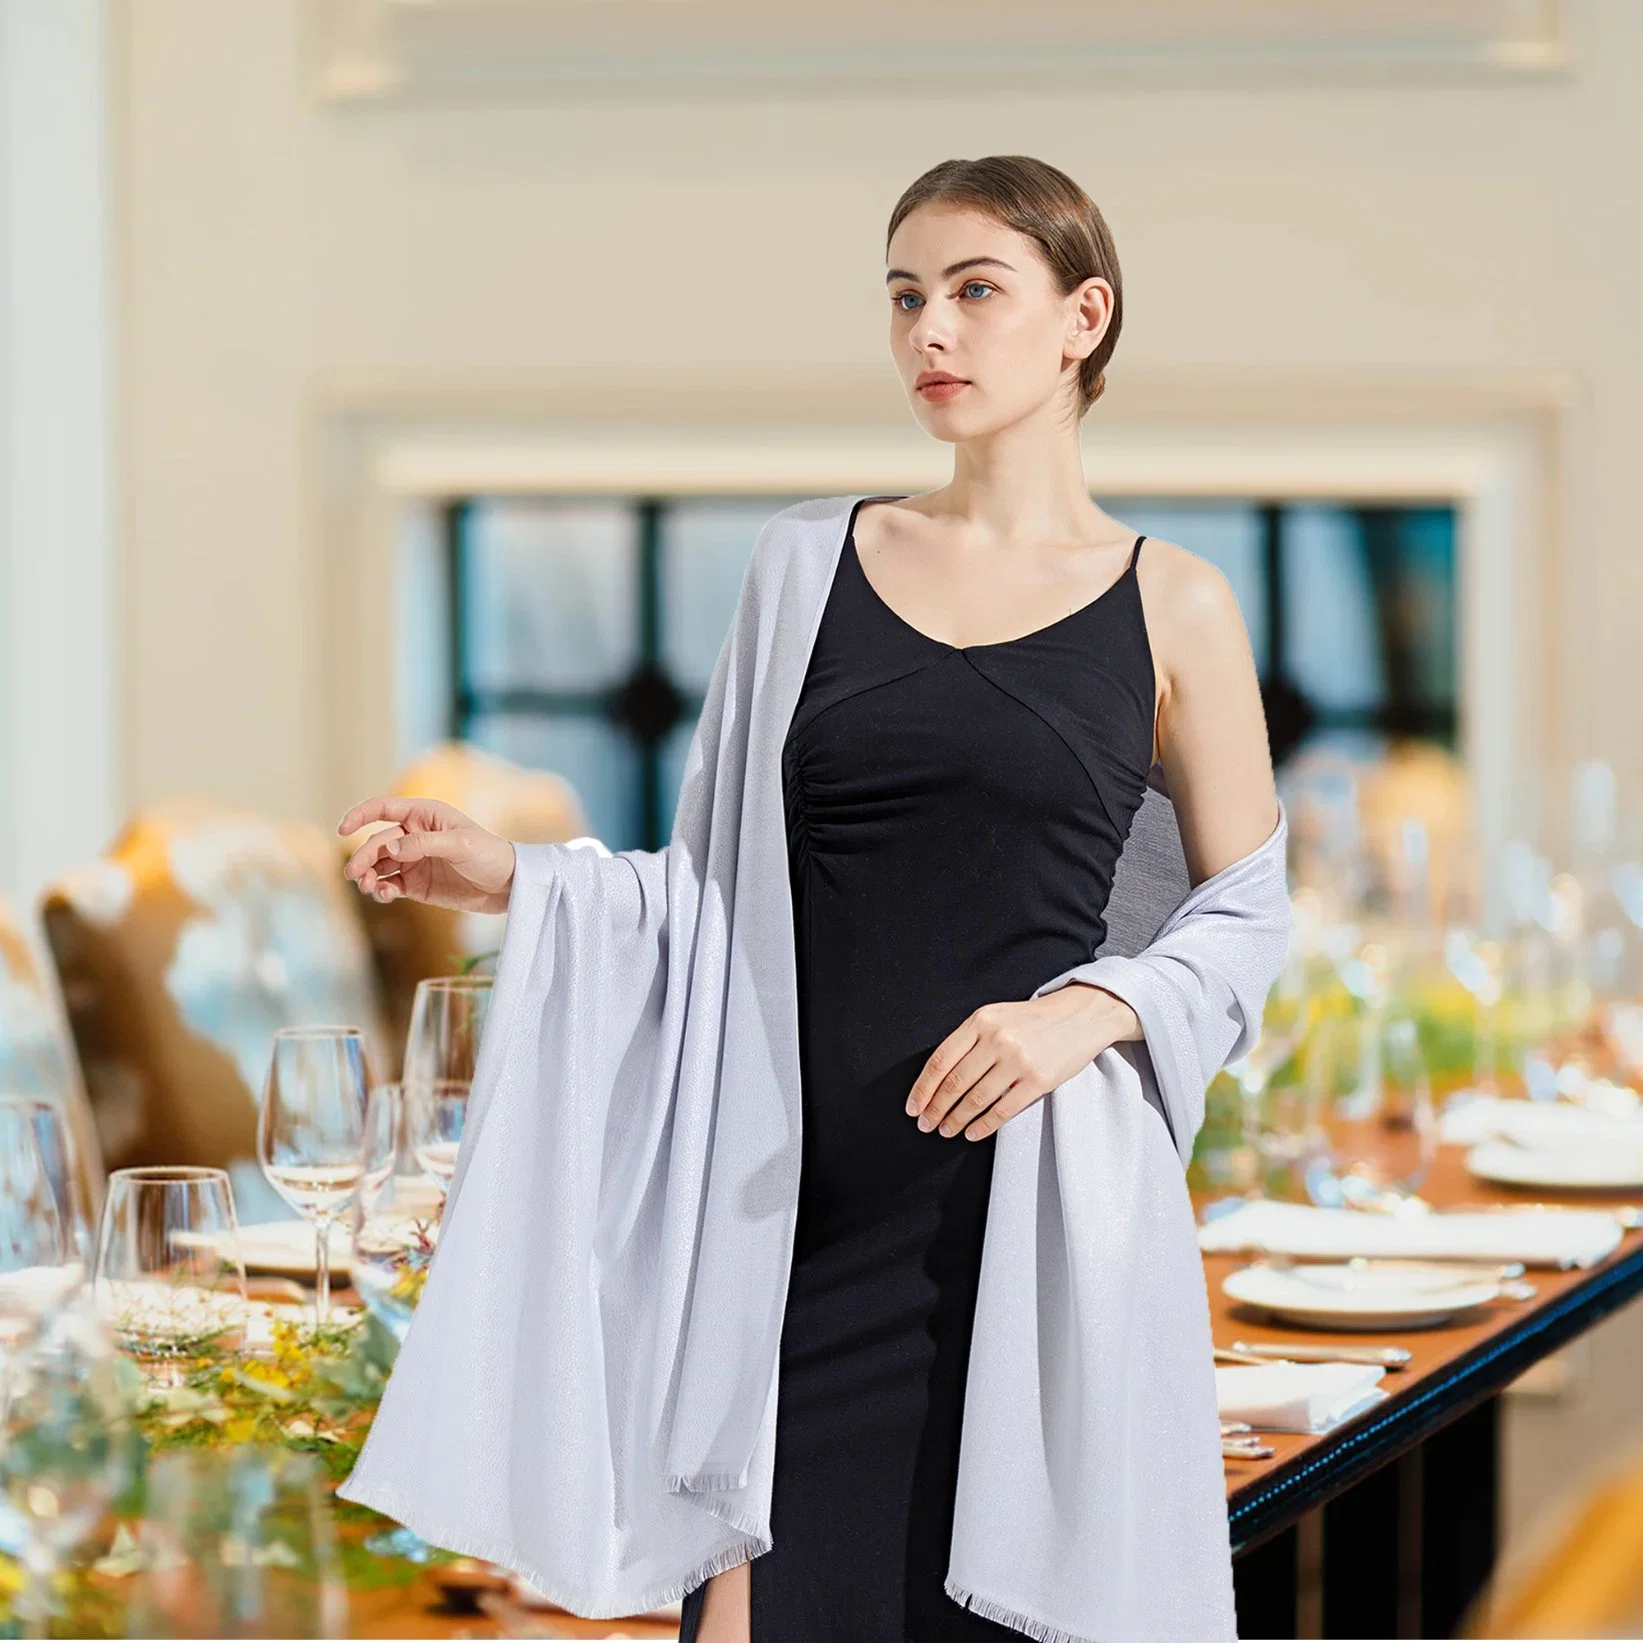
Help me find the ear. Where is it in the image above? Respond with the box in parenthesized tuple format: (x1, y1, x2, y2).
(1068, 276, 1115, 360)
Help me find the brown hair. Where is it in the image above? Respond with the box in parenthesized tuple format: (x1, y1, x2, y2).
(886, 156, 1123, 417)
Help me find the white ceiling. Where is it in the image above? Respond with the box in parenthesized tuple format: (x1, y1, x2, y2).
(310, 0, 1567, 103)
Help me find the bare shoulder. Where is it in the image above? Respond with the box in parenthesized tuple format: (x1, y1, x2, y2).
(1133, 536, 1254, 681)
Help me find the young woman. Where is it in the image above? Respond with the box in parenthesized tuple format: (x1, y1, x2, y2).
(340, 157, 1280, 1643)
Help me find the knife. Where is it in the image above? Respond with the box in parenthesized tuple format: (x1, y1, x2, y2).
(1227, 1340, 1412, 1369)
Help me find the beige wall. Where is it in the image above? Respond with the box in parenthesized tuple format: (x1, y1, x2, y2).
(118, 0, 1638, 828)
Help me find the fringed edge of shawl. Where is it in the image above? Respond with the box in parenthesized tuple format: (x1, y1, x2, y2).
(943, 1579, 1099, 1643)
(336, 1474, 768, 1619)
(943, 1578, 1236, 1643)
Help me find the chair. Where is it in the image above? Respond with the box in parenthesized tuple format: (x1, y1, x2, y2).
(40, 800, 390, 1189)
(348, 742, 589, 1070)
(0, 896, 105, 1222)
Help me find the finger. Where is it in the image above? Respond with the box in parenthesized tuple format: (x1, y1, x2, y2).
(960, 1081, 1034, 1142)
(939, 1063, 1019, 1137)
(907, 1022, 980, 1118)
(915, 1040, 997, 1132)
(345, 825, 405, 883)
(338, 796, 420, 837)
(387, 829, 465, 868)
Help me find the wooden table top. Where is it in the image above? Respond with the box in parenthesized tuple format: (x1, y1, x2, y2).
(340, 1135, 1643, 1637)
(1214, 1142, 1643, 1554)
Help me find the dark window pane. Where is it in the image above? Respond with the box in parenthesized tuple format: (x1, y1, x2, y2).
(462, 499, 639, 694)
(1284, 505, 1385, 713)
(659, 498, 806, 692)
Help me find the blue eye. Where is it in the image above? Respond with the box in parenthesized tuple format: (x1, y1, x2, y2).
(962, 281, 994, 299)
(893, 291, 921, 312)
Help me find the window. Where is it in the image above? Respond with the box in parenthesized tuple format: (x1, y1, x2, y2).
(432, 494, 1457, 851)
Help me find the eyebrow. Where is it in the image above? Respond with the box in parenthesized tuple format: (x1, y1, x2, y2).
(884, 256, 1017, 285)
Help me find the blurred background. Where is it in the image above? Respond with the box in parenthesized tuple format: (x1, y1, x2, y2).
(5, 0, 1643, 1635)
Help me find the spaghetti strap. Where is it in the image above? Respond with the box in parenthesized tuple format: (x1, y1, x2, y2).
(1127, 533, 1147, 574)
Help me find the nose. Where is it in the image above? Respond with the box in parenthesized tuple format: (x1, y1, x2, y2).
(907, 305, 951, 356)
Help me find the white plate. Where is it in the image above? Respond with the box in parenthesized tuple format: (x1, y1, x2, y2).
(1222, 1263, 1501, 1331)
(1465, 1140, 1643, 1193)
(175, 1221, 352, 1277)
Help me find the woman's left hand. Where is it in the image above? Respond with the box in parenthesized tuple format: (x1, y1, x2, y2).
(906, 983, 1142, 1141)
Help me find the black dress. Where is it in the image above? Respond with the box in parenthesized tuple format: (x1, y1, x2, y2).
(679, 497, 1156, 1642)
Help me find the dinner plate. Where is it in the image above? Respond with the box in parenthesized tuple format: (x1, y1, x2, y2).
(176, 1220, 353, 1277)
(1221, 1262, 1501, 1331)
(1465, 1139, 1643, 1193)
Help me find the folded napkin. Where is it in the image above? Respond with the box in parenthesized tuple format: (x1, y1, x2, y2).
(1199, 1198, 1623, 1270)
(1216, 1362, 1387, 1433)
(1440, 1093, 1643, 1148)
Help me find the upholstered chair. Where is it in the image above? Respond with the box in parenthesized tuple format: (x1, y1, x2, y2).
(0, 895, 105, 1225)
(346, 742, 589, 1071)
(40, 801, 389, 1210)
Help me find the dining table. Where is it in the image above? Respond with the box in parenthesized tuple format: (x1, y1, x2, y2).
(305, 1125, 1636, 1642)
(31, 1111, 1637, 1642)
(1216, 1143, 1643, 1641)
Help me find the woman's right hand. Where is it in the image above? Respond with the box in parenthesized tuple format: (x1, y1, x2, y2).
(338, 797, 517, 916)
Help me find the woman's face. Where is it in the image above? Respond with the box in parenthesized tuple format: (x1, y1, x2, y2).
(886, 202, 1112, 440)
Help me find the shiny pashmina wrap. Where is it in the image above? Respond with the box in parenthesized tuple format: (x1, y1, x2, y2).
(340, 493, 1292, 1643)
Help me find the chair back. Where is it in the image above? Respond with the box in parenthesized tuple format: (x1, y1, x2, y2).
(350, 742, 588, 1070)
(0, 896, 106, 1220)
(41, 800, 389, 1177)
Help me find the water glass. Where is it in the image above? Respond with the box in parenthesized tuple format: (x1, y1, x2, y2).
(93, 1166, 247, 1387)
(0, 1293, 136, 1633)
(258, 1027, 370, 1324)
(125, 1446, 348, 1639)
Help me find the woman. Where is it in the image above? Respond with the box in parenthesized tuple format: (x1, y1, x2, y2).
(339, 156, 1281, 1642)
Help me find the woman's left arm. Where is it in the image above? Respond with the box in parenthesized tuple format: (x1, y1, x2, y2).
(1148, 548, 1280, 887)
(906, 545, 1280, 1143)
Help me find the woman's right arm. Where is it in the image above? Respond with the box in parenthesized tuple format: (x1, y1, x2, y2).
(337, 796, 519, 914)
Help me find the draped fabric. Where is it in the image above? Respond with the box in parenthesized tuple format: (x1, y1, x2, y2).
(339, 494, 1291, 1643)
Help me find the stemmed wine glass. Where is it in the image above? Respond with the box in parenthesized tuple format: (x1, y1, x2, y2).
(348, 1081, 443, 1564)
(403, 978, 491, 1198)
(258, 1027, 370, 1326)
(1443, 930, 1506, 1098)
(1228, 955, 1313, 1200)
(0, 1104, 88, 1379)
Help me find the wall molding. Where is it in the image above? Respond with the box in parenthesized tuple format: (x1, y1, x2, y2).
(305, 0, 1569, 106)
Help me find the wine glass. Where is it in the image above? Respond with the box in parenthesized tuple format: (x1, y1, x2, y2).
(0, 1099, 93, 1269)
(0, 1292, 136, 1636)
(348, 1082, 443, 1564)
(92, 1166, 247, 1388)
(1328, 1012, 1437, 1213)
(403, 978, 491, 1196)
(348, 1084, 441, 1345)
(1228, 956, 1314, 1200)
(126, 1446, 349, 1638)
(258, 1027, 370, 1326)
(0, 1106, 81, 1354)
(1442, 930, 1505, 1098)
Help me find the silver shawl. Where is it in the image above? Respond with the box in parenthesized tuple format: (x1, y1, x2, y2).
(339, 493, 1292, 1643)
